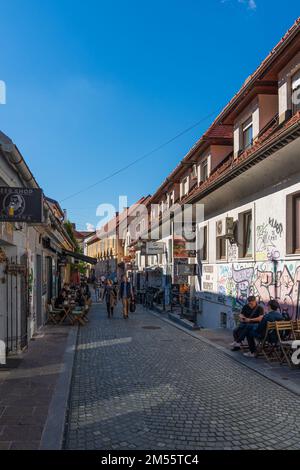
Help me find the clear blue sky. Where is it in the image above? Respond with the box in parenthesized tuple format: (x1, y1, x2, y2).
(0, 0, 299, 230)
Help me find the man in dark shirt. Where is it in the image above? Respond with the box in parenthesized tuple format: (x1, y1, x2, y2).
(243, 299, 283, 357)
(231, 296, 264, 351)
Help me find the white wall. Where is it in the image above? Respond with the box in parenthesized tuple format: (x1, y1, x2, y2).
(196, 179, 300, 329)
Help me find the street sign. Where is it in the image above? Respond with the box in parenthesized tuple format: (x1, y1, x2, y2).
(145, 241, 165, 255)
(0, 187, 43, 223)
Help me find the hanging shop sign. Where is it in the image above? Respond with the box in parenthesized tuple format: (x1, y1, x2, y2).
(6, 263, 27, 275)
(146, 241, 165, 255)
(141, 241, 164, 256)
(177, 263, 197, 276)
(0, 187, 43, 223)
(174, 258, 197, 283)
(0, 247, 7, 264)
(173, 238, 188, 258)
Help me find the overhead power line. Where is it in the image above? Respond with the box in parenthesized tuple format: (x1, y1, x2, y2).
(60, 108, 220, 204)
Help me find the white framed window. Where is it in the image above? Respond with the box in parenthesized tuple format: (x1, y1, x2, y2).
(292, 70, 300, 115)
(159, 200, 166, 214)
(201, 159, 208, 182)
(181, 176, 189, 198)
(168, 190, 174, 208)
(191, 164, 198, 180)
(242, 117, 253, 150)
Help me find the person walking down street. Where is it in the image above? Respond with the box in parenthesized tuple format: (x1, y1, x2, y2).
(119, 275, 134, 319)
(99, 279, 105, 302)
(103, 280, 117, 318)
(94, 277, 101, 302)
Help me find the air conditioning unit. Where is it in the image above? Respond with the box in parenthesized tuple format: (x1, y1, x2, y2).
(216, 217, 234, 238)
(191, 164, 198, 179)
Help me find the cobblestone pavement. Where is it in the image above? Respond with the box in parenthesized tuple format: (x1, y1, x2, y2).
(0, 326, 70, 450)
(64, 302, 300, 450)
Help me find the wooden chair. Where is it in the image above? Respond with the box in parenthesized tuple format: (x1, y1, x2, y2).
(46, 303, 62, 325)
(275, 321, 295, 368)
(71, 307, 87, 326)
(292, 320, 300, 339)
(257, 322, 280, 362)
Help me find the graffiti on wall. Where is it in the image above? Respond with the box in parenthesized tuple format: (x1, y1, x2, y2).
(218, 261, 300, 319)
(256, 217, 283, 261)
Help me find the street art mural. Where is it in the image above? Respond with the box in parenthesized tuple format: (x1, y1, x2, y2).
(217, 261, 300, 319)
(256, 217, 283, 261)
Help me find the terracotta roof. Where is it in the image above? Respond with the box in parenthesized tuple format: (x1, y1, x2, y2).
(203, 124, 233, 140)
(150, 18, 300, 202)
(75, 230, 94, 239)
(184, 111, 300, 204)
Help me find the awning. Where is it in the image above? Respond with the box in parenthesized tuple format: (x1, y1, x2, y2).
(63, 250, 97, 265)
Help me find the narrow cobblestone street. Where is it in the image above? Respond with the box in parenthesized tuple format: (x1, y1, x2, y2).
(64, 303, 300, 450)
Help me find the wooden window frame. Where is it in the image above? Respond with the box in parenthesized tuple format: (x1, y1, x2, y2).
(293, 195, 300, 253)
(198, 225, 208, 262)
(217, 237, 226, 261)
(242, 211, 253, 258)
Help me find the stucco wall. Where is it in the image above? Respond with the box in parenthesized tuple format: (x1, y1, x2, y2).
(196, 179, 300, 329)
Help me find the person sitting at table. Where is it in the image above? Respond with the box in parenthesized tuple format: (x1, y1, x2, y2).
(231, 296, 264, 351)
(55, 289, 67, 308)
(82, 282, 91, 299)
(243, 299, 283, 358)
(76, 289, 86, 307)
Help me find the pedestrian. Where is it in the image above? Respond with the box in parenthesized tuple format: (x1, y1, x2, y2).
(119, 275, 134, 319)
(103, 279, 117, 318)
(243, 299, 283, 358)
(94, 277, 101, 302)
(230, 296, 264, 351)
(99, 279, 105, 302)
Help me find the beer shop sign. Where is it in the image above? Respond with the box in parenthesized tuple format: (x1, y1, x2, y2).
(0, 187, 43, 223)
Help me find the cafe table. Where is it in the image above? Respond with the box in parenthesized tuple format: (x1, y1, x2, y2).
(59, 302, 76, 325)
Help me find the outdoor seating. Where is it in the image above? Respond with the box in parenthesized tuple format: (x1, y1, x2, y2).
(46, 303, 63, 325)
(71, 306, 87, 326)
(58, 302, 76, 325)
(292, 320, 300, 339)
(257, 322, 280, 363)
(275, 321, 296, 368)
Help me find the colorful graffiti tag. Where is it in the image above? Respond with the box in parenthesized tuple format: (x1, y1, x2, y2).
(218, 261, 300, 319)
(256, 218, 283, 261)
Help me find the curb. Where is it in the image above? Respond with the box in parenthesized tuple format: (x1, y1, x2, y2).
(39, 325, 79, 450)
(148, 309, 300, 398)
(167, 312, 200, 331)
